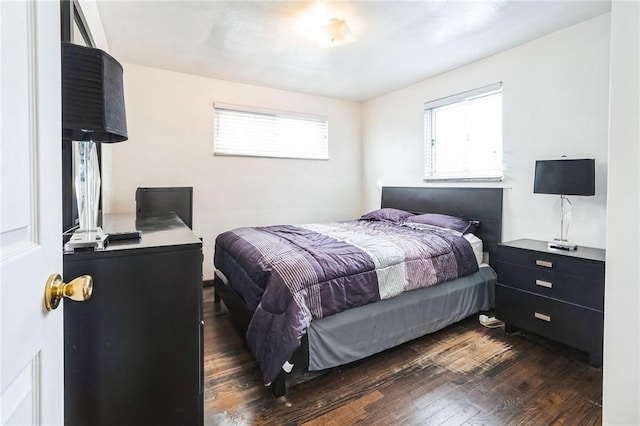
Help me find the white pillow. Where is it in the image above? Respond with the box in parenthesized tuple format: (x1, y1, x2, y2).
(463, 233, 484, 266)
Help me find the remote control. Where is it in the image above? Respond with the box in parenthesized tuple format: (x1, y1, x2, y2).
(106, 230, 141, 242)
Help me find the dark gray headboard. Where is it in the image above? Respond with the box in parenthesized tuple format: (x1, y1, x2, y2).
(381, 187, 503, 269)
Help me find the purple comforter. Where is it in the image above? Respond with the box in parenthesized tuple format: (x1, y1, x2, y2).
(215, 220, 478, 384)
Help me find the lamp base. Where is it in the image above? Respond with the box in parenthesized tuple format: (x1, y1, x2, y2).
(64, 228, 107, 253)
(547, 239, 577, 251)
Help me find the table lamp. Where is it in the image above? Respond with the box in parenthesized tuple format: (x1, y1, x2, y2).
(62, 42, 128, 252)
(534, 157, 595, 250)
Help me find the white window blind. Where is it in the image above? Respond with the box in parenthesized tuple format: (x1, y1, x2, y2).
(213, 103, 328, 160)
(424, 83, 503, 181)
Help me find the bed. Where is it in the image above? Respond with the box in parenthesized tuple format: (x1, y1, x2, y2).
(213, 186, 503, 397)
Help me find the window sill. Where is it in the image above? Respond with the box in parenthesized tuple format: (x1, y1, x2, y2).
(423, 176, 504, 183)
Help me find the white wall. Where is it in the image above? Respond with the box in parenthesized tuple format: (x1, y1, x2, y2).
(603, 1, 640, 424)
(102, 65, 362, 280)
(361, 14, 611, 248)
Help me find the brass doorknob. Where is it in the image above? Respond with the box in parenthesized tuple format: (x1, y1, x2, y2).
(44, 274, 93, 311)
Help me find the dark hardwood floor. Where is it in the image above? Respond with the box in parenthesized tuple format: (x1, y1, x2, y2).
(203, 288, 602, 425)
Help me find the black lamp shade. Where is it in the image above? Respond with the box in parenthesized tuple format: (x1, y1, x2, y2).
(534, 158, 595, 196)
(62, 42, 127, 143)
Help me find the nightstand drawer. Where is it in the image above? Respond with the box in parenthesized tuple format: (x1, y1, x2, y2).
(499, 246, 604, 282)
(495, 285, 603, 355)
(497, 261, 604, 310)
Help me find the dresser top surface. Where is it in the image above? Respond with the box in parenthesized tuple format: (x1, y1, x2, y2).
(499, 239, 605, 262)
(64, 213, 201, 259)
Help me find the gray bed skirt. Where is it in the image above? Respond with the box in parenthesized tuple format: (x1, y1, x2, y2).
(307, 265, 496, 371)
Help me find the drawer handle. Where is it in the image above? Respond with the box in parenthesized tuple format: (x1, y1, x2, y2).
(535, 279, 553, 288)
(534, 312, 551, 322)
(536, 260, 553, 268)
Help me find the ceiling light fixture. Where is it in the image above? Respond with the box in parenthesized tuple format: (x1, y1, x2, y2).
(311, 18, 356, 48)
(296, 2, 356, 48)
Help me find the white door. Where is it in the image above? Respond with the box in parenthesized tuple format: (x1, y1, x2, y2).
(1, 1, 64, 425)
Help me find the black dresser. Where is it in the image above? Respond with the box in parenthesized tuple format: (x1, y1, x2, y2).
(63, 213, 203, 426)
(495, 239, 605, 367)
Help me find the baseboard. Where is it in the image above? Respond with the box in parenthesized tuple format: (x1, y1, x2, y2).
(203, 279, 214, 288)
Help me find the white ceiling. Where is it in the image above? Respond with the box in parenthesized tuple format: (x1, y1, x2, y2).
(96, 1, 611, 102)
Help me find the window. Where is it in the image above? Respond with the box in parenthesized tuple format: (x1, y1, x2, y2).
(424, 83, 503, 181)
(213, 103, 328, 160)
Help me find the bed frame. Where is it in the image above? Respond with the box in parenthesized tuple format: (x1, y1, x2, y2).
(213, 186, 503, 397)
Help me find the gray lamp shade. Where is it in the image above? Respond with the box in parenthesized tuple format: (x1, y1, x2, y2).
(534, 158, 595, 196)
(62, 42, 128, 143)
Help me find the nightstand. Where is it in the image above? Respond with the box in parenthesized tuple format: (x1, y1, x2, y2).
(495, 239, 605, 367)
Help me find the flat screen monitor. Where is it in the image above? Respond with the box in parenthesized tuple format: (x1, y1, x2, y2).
(135, 187, 193, 229)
